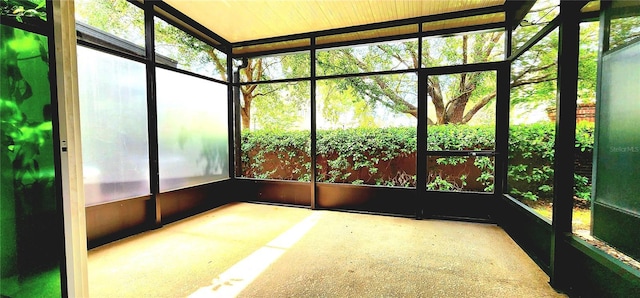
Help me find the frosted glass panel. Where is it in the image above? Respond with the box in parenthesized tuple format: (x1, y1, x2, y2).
(156, 68, 229, 191)
(78, 46, 150, 206)
(595, 41, 640, 213)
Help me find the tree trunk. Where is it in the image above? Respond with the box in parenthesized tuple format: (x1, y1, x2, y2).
(448, 93, 471, 124)
(241, 91, 252, 129)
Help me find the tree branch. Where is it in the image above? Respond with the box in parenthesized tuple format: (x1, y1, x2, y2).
(461, 91, 497, 124)
(376, 45, 412, 69)
(511, 75, 556, 89)
(206, 49, 227, 81)
(341, 52, 417, 116)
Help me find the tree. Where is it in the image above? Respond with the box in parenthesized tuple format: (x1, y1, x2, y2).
(610, 7, 640, 49)
(241, 0, 625, 129)
(510, 28, 559, 109)
(77, 0, 622, 129)
(316, 41, 419, 125)
(423, 33, 504, 125)
(76, 0, 228, 78)
(578, 21, 599, 103)
(307, 28, 560, 126)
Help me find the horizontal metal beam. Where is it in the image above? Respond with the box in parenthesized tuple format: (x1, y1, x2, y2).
(234, 22, 506, 59)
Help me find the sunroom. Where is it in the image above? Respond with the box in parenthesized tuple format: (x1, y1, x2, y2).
(1, 0, 639, 297)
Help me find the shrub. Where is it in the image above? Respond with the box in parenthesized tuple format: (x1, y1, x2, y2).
(240, 121, 595, 201)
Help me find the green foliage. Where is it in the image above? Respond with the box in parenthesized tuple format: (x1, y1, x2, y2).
(609, 12, 640, 50)
(316, 127, 416, 161)
(76, 0, 227, 79)
(241, 122, 594, 201)
(75, 0, 144, 42)
(578, 22, 599, 103)
(475, 156, 495, 192)
(1, 0, 46, 23)
(314, 127, 416, 184)
(510, 28, 559, 108)
(507, 122, 556, 201)
(575, 121, 595, 152)
(425, 125, 495, 191)
(241, 129, 311, 181)
(426, 125, 494, 150)
(507, 122, 595, 201)
(1, 24, 55, 202)
(574, 173, 591, 201)
(251, 81, 309, 130)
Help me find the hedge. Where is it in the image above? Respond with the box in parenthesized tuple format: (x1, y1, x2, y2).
(240, 122, 595, 201)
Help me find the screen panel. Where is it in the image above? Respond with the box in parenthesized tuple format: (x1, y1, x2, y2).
(316, 73, 418, 187)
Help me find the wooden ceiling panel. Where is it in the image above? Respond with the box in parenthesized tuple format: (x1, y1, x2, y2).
(162, 0, 506, 45)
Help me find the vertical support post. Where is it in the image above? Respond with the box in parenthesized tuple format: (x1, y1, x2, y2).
(495, 12, 513, 204)
(227, 54, 235, 179)
(590, 0, 610, 232)
(51, 0, 89, 296)
(415, 25, 426, 219)
(310, 37, 317, 209)
(232, 60, 242, 180)
(233, 57, 248, 181)
(144, 1, 161, 227)
(550, 0, 583, 289)
(417, 24, 423, 69)
(598, 1, 611, 54)
(416, 71, 427, 219)
(495, 65, 511, 201)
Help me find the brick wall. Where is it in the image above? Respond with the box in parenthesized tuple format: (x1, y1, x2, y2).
(547, 102, 596, 123)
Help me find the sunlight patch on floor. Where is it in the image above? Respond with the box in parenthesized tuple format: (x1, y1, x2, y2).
(188, 211, 322, 298)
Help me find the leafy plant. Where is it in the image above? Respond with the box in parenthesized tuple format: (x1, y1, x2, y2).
(1, 0, 46, 23)
(507, 122, 595, 202)
(241, 122, 594, 201)
(1, 24, 54, 207)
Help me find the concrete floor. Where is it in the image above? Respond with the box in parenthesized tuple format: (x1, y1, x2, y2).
(88, 202, 567, 298)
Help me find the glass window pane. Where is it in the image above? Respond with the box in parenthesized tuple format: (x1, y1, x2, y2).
(154, 17, 227, 80)
(316, 73, 417, 187)
(240, 81, 311, 181)
(77, 46, 150, 206)
(316, 39, 418, 76)
(422, 31, 504, 67)
(1, 24, 62, 297)
(75, 0, 145, 49)
(156, 68, 229, 192)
